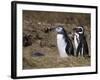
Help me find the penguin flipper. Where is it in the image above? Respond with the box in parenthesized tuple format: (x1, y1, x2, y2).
(83, 38, 89, 56)
(70, 46, 74, 56)
(76, 42, 82, 56)
(65, 42, 74, 56)
(65, 45, 70, 55)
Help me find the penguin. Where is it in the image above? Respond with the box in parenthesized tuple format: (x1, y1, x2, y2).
(52, 26, 74, 57)
(73, 26, 89, 57)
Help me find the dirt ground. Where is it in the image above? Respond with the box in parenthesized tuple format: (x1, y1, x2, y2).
(23, 10, 91, 69)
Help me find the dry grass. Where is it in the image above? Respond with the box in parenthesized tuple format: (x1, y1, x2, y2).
(23, 56, 90, 69)
(23, 10, 91, 69)
(23, 45, 90, 69)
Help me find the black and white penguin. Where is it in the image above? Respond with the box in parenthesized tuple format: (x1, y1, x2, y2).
(73, 26, 89, 57)
(53, 26, 74, 57)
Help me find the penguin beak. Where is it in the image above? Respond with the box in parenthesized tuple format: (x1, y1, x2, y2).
(50, 27, 57, 32)
(73, 28, 77, 31)
(72, 28, 77, 33)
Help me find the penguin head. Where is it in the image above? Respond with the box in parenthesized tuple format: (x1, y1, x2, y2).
(54, 26, 65, 34)
(73, 26, 84, 34)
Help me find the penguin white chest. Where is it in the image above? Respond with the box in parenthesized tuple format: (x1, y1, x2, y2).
(57, 34, 68, 57)
(74, 33, 79, 50)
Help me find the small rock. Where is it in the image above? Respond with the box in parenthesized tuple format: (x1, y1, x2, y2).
(23, 34, 32, 47)
(32, 52, 45, 57)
